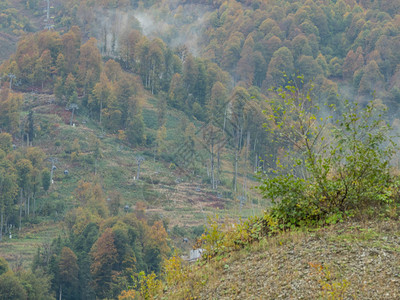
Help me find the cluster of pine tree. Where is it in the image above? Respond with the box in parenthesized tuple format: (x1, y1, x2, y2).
(33, 188, 170, 299)
(0, 256, 52, 300)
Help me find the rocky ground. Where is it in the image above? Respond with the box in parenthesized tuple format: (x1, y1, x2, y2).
(170, 220, 400, 299)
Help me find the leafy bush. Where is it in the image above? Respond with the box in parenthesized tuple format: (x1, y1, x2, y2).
(199, 214, 277, 260)
(133, 271, 162, 300)
(258, 81, 396, 228)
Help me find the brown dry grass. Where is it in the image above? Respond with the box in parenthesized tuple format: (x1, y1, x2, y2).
(165, 220, 400, 299)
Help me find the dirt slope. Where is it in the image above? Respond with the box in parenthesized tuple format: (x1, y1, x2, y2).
(170, 220, 400, 299)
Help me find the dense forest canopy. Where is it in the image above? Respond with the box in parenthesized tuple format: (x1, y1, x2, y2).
(2, 0, 400, 110)
(2, 0, 399, 173)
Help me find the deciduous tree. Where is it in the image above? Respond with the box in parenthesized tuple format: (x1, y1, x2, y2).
(59, 247, 79, 300)
(90, 228, 118, 298)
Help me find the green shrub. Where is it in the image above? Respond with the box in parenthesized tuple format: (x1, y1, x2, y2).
(199, 214, 277, 259)
(258, 80, 396, 228)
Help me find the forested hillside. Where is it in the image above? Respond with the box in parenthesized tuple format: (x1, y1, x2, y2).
(0, 0, 400, 299)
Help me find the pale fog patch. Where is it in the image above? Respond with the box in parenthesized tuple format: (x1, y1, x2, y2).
(83, 2, 213, 57)
(89, 7, 141, 56)
(133, 11, 154, 37)
(133, 3, 212, 56)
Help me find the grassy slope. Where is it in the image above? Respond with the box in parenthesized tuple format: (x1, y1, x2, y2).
(0, 221, 64, 269)
(30, 92, 264, 222)
(0, 90, 265, 267)
(167, 220, 400, 299)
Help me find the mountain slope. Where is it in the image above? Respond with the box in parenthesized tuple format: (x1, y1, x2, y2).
(166, 220, 400, 299)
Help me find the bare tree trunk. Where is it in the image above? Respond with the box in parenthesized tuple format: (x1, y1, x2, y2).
(137, 160, 142, 180)
(24, 190, 27, 215)
(33, 193, 36, 217)
(103, 26, 108, 55)
(223, 107, 227, 132)
(100, 100, 103, 126)
(243, 131, 250, 200)
(151, 65, 155, 94)
(19, 189, 23, 231)
(234, 153, 238, 192)
(217, 143, 221, 172)
(0, 210, 3, 241)
(70, 108, 75, 126)
(239, 127, 243, 152)
(253, 138, 258, 172)
(234, 128, 239, 194)
(27, 193, 30, 216)
(211, 140, 215, 189)
(5, 216, 8, 234)
(210, 125, 215, 190)
(217, 143, 221, 189)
